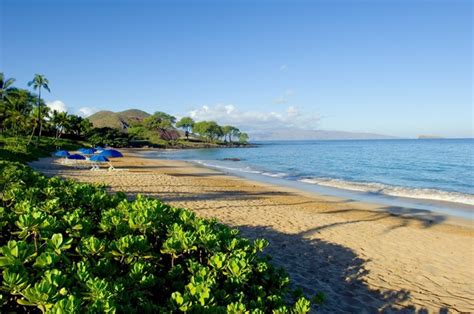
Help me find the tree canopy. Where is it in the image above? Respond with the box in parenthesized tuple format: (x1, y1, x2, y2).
(0, 72, 250, 148)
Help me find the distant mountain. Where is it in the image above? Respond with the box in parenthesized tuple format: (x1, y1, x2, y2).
(249, 128, 397, 141)
(418, 135, 443, 139)
(88, 109, 150, 130)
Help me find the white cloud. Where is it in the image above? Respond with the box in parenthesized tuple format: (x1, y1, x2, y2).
(187, 104, 320, 131)
(77, 107, 98, 117)
(46, 100, 68, 113)
(46, 100, 97, 117)
(286, 105, 299, 117)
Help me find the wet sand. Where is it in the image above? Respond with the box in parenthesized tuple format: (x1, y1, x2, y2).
(30, 152, 474, 312)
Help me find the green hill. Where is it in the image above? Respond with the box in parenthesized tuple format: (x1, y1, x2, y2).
(88, 109, 150, 130)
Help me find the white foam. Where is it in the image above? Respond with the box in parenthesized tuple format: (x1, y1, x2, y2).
(261, 172, 288, 178)
(194, 160, 262, 174)
(299, 178, 474, 206)
(192, 159, 474, 206)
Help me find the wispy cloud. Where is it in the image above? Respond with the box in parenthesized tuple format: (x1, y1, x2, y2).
(273, 89, 294, 104)
(274, 96, 288, 104)
(187, 104, 320, 131)
(77, 107, 98, 117)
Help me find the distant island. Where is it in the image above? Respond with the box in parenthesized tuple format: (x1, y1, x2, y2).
(249, 128, 397, 141)
(418, 135, 444, 139)
(88, 110, 398, 143)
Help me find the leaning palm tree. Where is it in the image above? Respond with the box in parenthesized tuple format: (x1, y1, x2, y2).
(0, 73, 16, 133)
(28, 74, 50, 146)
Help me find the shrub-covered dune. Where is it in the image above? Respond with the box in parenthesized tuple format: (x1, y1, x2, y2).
(0, 161, 311, 313)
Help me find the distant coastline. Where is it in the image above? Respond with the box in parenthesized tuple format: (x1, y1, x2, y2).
(417, 135, 444, 139)
(248, 128, 398, 141)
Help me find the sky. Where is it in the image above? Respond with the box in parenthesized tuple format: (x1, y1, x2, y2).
(1, 0, 472, 138)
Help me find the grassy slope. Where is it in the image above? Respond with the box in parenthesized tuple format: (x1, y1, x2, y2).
(88, 109, 150, 129)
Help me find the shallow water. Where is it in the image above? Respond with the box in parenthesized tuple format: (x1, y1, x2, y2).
(142, 139, 474, 218)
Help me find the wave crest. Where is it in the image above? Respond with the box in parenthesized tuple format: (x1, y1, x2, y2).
(299, 178, 474, 206)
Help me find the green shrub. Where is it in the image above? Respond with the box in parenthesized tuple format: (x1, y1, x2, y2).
(86, 128, 130, 148)
(0, 136, 84, 163)
(0, 161, 311, 313)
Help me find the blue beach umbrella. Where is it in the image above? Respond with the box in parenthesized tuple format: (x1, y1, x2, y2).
(99, 149, 123, 158)
(67, 154, 86, 160)
(95, 146, 104, 151)
(78, 148, 96, 155)
(54, 150, 70, 157)
(90, 155, 109, 162)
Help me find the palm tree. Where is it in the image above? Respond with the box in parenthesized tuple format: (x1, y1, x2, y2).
(0, 73, 16, 132)
(4, 109, 27, 137)
(51, 110, 69, 139)
(28, 74, 50, 147)
(26, 105, 50, 146)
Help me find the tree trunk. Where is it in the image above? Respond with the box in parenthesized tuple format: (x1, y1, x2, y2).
(35, 88, 41, 147)
(27, 124, 36, 146)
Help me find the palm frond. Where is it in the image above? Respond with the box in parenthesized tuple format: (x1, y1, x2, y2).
(4, 78, 15, 89)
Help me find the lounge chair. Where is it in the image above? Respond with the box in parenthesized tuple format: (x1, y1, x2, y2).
(107, 163, 128, 172)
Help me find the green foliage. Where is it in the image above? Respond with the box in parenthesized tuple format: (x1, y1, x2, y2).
(0, 136, 84, 163)
(143, 111, 176, 129)
(141, 112, 180, 141)
(176, 117, 195, 136)
(222, 125, 240, 143)
(1, 73, 93, 145)
(239, 132, 249, 144)
(192, 121, 224, 142)
(0, 161, 312, 313)
(86, 127, 130, 147)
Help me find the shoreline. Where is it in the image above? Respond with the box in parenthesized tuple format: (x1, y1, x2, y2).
(30, 152, 474, 312)
(139, 148, 474, 221)
(156, 156, 474, 228)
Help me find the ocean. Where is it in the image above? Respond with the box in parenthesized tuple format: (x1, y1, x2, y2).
(142, 139, 474, 219)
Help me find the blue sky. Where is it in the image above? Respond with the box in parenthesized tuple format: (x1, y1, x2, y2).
(2, 0, 472, 138)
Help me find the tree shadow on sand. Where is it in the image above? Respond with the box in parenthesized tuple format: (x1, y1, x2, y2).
(237, 225, 449, 313)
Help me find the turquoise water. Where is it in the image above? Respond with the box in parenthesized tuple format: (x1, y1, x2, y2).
(143, 139, 474, 216)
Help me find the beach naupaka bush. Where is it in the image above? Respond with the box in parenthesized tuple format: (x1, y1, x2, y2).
(0, 161, 311, 313)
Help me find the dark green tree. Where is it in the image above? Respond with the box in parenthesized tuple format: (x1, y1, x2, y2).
(192, 121, 223, 142)
(222, 125, 240, 143)
(176, 117, 195, 139)
(144, 112, 177, 141)
(0, 73, 16, 132)
(239, 132, 249, 144)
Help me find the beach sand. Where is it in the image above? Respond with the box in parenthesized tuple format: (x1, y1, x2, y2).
(30, 152, 474, 312)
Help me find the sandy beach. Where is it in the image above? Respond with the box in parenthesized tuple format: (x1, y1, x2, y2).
(30, 151, 474, 312)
